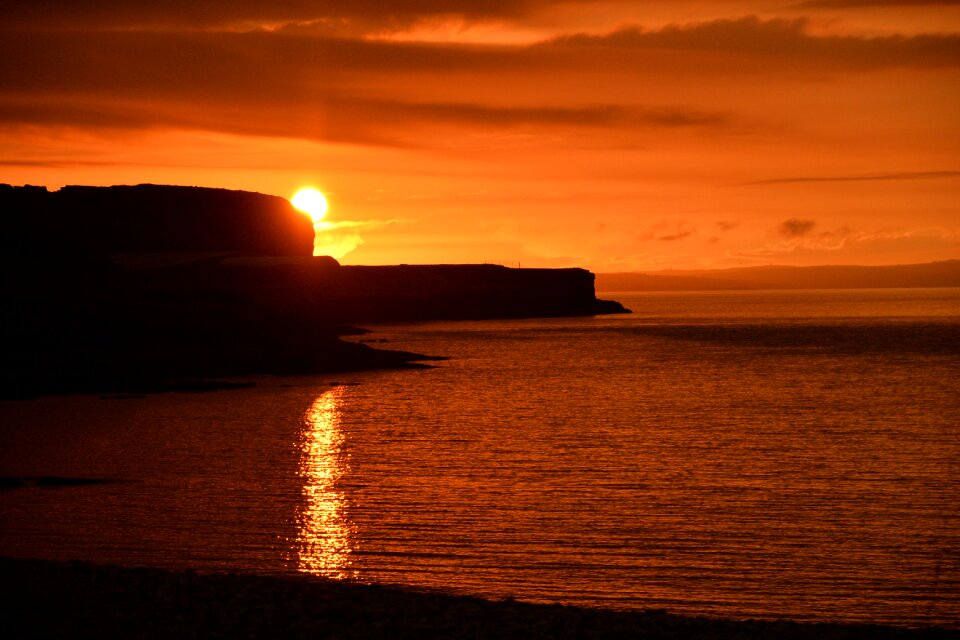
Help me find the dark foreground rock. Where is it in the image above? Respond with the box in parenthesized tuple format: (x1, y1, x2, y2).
(0, 558, 953, 640)
(1, 259, 436, 399)
(1, 254, 439, 399)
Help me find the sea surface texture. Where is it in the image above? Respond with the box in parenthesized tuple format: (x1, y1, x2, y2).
(1, 289, 958, 628)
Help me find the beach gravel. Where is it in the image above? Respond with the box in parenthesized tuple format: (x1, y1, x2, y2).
(0, 558, 955, 639)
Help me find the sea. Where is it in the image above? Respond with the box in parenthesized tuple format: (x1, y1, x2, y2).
(1, 288, 958, 628)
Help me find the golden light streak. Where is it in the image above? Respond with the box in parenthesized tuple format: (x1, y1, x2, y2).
(295, 387, 356, 578)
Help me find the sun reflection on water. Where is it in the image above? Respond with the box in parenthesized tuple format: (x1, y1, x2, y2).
(295, 387, 356, 578)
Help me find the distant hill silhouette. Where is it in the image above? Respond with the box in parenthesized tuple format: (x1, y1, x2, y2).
(596, 261, 960, 291)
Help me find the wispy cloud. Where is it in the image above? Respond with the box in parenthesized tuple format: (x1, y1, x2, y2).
(0, 0, 547, 32)
(733, 225, 960, 260)
(792, 1, 960, 8)
(731, 227, 851, 258)
(547, 16, 960, 70)
(312, 218, 398, 260)
(746, 170, 960, 185)
(0, 94, 732, 149)
(639, 220, 697, 242)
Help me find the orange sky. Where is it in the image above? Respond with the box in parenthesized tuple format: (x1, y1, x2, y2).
(2, 1, 958, 271)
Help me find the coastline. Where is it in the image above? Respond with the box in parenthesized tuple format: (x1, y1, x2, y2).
(1, 558, 954, 639)
(1, 185, 626, 398)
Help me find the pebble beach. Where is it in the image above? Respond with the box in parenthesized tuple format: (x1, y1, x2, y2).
(1, 557, 955, 639)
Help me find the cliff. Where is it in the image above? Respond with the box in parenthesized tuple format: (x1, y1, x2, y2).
(324, 264, 626, 321)
(0, 183, 315, 258)
(125, 257, 627, 322)
(1, 184, 625, 397)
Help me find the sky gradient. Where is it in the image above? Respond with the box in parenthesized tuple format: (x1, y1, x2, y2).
(2, 1, 958, 270)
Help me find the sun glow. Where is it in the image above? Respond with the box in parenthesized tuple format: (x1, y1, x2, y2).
(291, 187, 329, 222)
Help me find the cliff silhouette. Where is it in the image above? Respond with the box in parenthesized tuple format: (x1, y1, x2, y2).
(0, 184, 625, 397)
(1, 184, 315, 258)
(127, 258, 627, 323)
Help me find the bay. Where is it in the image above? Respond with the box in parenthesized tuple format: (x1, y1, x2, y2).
(1, 288, 958, 627)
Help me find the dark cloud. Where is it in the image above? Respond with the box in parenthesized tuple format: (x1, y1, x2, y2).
(0, 30, 540, 100)
(1, 18, 955, 109)
(546, 16, 960, 70)
(0, 14, 955, 148)
(639, 221, 697, 242)
(658, 230, 695, 241)
(4, 1, 957, 33)
(0, 0, 545, 32)
(747, 170, 960, 185)
(716, 221, 739, 232)
(780, 218, 816, 238)
(0, 94, 728, 149)
(0, 30, 732, 147)
(365, 101, 727, 129)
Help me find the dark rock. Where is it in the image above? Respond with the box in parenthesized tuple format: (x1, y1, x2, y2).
(0, 184, 627, 398)
(130, 258, 629, 323)
(0, 183, 314, 258)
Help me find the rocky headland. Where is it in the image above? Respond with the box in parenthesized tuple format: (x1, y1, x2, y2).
(0, 184, 626, 397)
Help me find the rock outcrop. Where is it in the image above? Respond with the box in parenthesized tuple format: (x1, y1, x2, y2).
(127, 258, 628, 322)
(0, 183, 315, 258)
(0, 183, 626, 397)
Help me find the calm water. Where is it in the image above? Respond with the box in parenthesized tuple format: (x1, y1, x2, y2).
(2, 288, 958, 627)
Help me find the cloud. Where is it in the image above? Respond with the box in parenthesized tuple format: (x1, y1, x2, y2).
(792, 1, 960, 8)
(313, 229, 364, 259)
(639, 220, 697, 242)
(658, 230, 695, 241)
(311, 218, 398, 259)
(546, 16, 960, 70)
(0, 95, 731, 149)
(730, 227, 850, 258)
(0, 15, 955, 148)
(0, 28, 734, 147)
(377, 101, 729, 131)
(716, 221, 739, 232)
(747, 170, 960, 185)
(4, 1, 956, 35)
(0, 0, 547, 32)
(780, 218, 817, 237)
(0, 12, 955, 156)
(853, 226, 960, 245)
(731, 225, 960, 262)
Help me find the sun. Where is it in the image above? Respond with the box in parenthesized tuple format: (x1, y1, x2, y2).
(291, 187, 329, 223)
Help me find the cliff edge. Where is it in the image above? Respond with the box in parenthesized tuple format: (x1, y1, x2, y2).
(1, 183, 315, 258)
(1, 184, 626, 397)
